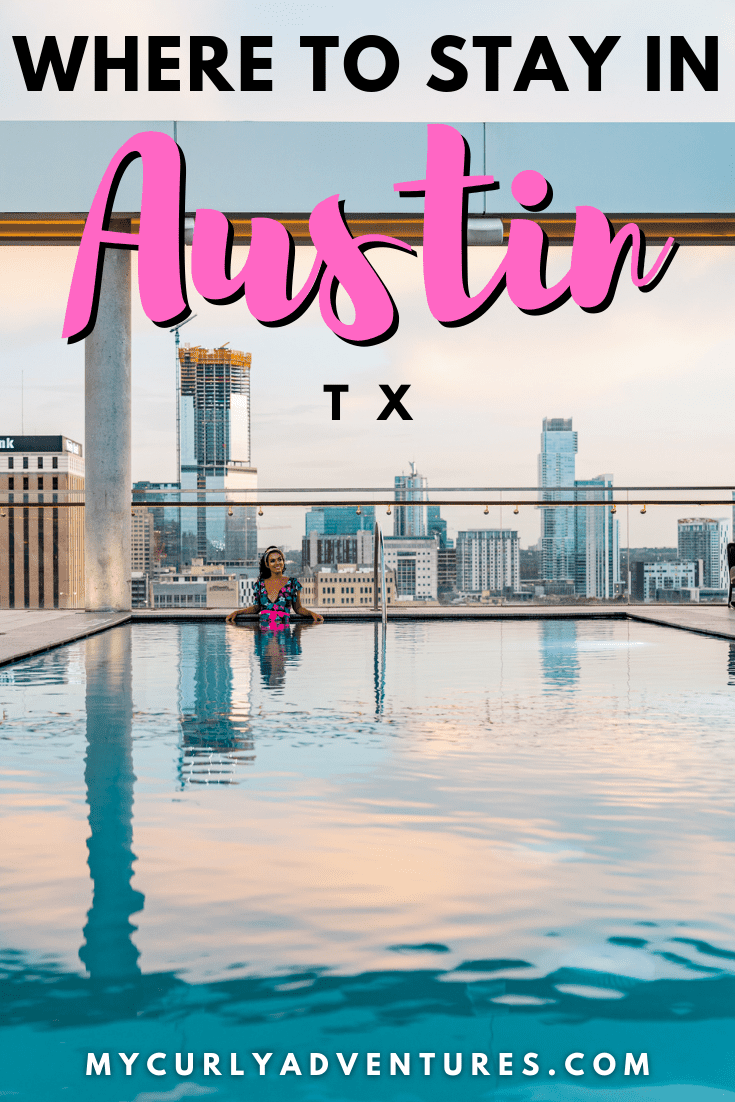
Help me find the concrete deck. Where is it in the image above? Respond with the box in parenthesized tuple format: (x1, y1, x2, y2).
(1, 604, 735, 667)
(0, 609, 131, 667)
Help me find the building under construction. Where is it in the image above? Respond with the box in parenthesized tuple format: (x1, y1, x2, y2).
(178, 344, 258, 565)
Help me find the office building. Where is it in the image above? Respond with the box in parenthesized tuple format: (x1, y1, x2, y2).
(178, 344, 258, 565)
(0, 435, 84, 609)
(302, 530, 373, 572)
(383, 536, 438, 600)
(574, 476, 620, 599)
(132, 480, 181, 569)
(539, 418, 577, 581)
(304, 505, 375, 537)
(438, 546, 457, 592)
(427, 504, 450, 549)
(678, 518, 729, 589)
(151, 573, 244, 609)
(394, 462, 428, 538)
(631, 560, 702, 602)
(131, 572, 149, 608)
(131, 508, 154, 574)
(456, 529, 520, 594)
(299, 564, 396, 607)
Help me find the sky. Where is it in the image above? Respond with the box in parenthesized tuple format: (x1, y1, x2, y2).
(0, 0, 733, 552)
(4, 242, 734, 551)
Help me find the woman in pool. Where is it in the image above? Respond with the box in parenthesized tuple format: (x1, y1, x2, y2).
(225, 546, 324, 627)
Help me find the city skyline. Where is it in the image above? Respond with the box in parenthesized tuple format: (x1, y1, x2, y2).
(2, 244, 733, 554)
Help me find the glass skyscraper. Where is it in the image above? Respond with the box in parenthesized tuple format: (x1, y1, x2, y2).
(427, 504, 449, 548)
(574, 476, 619, 598)
(538, 418, 577, 581)
(394, 462, 428, 538)
(178, 344, 258, 564)
(678, 518, 730, 589)
(305, 505, 375, 537)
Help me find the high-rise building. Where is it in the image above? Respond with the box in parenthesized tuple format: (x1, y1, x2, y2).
(438, 547, 457, 592)
(678, 518, 730, 589)
(574, 476, 619, 598)
(0, 435, 84, 609)
(304, 505, 375, 537)
(301, 531, 373, 572)
(132, 480, 181, 570)
(631, 560, 702, 602)
(427, 504, 450, 548)
(538, 418, 577, 581)
(178, 344, 258, 565)
(131, 508, 154, 574)
(394, 462, 428, 538)
(382, 536, 438, 600)
(456, 529, 520, 594)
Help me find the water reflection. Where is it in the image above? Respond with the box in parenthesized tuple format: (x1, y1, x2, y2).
(374, 621, 386, 715)
(5, 950, 735, 1032)
(3, 620, 735, 1102)
(539, 619, 580, 689)
(78, 627, 143, 983)
(728, 643, 735, 686)
(178, 623, 254, 785)
(254, 623, 304, 690)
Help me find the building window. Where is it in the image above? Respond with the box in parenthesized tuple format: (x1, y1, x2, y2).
(37, 478, 43, 490)
(22, 457, 28, 469)
(52, 457, 58, 469)
(23, 477, 29, 490)
(37, 457, 43, 469)
(8, 457, 13, 469)
(8, 477, 13, 490)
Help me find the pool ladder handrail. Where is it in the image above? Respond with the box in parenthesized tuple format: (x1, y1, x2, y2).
(373, 521, 388, 627)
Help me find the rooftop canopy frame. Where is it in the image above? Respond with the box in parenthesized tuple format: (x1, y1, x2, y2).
(1, 120, 731, 610)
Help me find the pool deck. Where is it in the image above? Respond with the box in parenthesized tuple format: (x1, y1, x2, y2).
(0, 609, 131, 667)
(1, 604, 735, 666)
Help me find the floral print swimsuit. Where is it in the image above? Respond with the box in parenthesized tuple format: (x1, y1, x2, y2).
(257, 577, 302, 630)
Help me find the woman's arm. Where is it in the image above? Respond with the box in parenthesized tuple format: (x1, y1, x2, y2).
(293, 588, 324, 624)
(225, 603, 259, 624)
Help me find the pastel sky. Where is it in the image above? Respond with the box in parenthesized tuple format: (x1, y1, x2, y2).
(0, 0, 732, 551)
(4, 243, 733, 551)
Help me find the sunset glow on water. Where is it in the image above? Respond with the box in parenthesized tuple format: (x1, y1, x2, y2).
(1, 620, 734, 1100)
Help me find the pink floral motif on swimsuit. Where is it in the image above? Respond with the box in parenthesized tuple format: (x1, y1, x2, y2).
(258, 577, 301, 629)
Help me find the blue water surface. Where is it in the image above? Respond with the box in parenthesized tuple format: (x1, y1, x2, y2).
(1, 619, 734, 1101)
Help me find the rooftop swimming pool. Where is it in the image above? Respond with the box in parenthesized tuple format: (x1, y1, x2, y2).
(1, 619, 734, 1101)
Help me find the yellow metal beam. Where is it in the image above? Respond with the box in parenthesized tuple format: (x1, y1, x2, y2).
(0, 214, 731, 246)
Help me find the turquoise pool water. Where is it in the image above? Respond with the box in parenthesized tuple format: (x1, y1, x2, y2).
(1, 619, 734, 1101)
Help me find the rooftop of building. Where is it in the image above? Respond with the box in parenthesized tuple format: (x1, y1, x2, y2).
(678, 518, 727, 525)
(542, 418, 573, 432)
(178, 343, 251, 368)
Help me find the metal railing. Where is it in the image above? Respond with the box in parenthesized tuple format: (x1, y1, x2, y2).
(2, 484, 734, 510)
(1, 486, 733, 611)
(372, 520, 387, 628)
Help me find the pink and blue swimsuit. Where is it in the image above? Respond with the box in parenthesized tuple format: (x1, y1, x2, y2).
(258, 577, 302, 631)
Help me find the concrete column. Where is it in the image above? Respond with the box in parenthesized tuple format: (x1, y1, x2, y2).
(85, 233, 131, 611)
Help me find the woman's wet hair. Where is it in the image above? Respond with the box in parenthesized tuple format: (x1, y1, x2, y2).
(259, 546, 285, 579)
